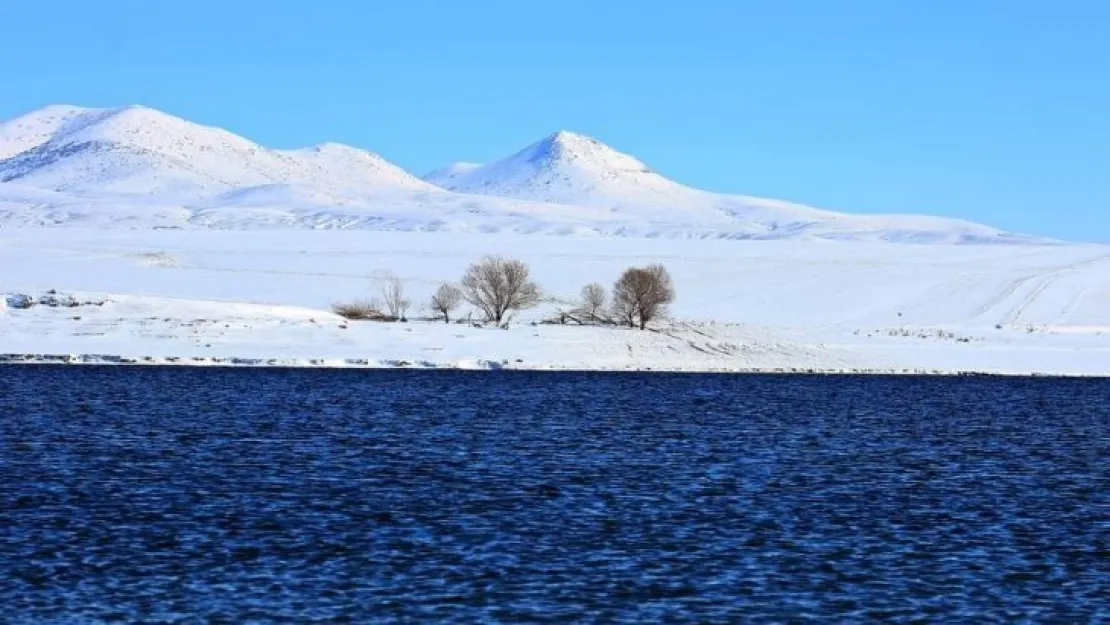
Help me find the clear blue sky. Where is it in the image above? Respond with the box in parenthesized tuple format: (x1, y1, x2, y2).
(2, 0, 1108, 241)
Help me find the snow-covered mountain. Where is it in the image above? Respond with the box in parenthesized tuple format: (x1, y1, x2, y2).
(0, 105, 431, 197)
(425, 130, 700, 208)
(0, 104, 1046, 243)
(422, 130, 1033, 243)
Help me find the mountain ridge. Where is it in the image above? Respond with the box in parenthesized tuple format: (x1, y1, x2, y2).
(0, 104, 1047, 243)
(0, 105, 432, 197)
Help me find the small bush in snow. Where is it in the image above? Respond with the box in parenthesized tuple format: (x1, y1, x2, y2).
(332, 300, 391, 321)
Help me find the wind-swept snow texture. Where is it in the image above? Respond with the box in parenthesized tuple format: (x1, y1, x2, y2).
(0, 105, 1045, 243)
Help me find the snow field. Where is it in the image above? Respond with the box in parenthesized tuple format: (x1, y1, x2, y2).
(1, 229, 1107, 374)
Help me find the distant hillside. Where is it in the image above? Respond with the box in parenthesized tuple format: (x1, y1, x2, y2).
(0, 105, 1047, 243)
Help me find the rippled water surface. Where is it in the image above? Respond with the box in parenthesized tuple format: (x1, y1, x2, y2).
(1, 367, 1107, 623)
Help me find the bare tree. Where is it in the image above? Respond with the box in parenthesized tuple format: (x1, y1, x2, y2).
(611, 264, 675, 330)
(378, 274, 410, 321)
(429, 282, 463, 323)
(611, 282, 637, 329)
(581, 282, 606, 322)
(460, 255, 541, 323)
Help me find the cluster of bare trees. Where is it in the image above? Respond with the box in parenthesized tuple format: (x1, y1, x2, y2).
(335, 255, 675, 330)
(426, 255, 540, 325)
(566, 264, 675, 329)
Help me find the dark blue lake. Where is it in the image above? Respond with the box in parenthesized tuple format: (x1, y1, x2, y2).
(1, 367, 1107, 623)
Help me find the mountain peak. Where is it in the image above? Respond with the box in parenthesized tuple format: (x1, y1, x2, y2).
(545, 129, 590, 144)
(510, 130, 652, 176)
(0, 103, 430, 196)
(422, 130, 673, 208)
(61, 105, 252, 147)
(530, 130, 608, 160)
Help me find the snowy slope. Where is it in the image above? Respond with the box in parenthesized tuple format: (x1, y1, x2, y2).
(0, 105, 1046, 243)
(0, 104, 98, 160)
(425, 131, 1037, 243)
(424, 161, 483, 187)
(425, 131, 712, 209)
(0, 105, 432, 197)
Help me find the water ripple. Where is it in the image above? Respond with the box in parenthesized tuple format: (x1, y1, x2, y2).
(0, 368, 1107, 622)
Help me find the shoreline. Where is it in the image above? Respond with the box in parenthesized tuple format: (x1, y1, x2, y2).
(1, 353, 1102, 378)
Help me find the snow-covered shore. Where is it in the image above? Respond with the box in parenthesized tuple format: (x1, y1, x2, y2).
(2, 229, 1108, 376)
(0, 291, 863, 372)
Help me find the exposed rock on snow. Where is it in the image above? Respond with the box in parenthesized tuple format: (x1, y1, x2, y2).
(4, 290, 108, 310)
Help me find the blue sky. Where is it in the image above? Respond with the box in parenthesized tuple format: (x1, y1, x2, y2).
(2, 0, 1108, 240)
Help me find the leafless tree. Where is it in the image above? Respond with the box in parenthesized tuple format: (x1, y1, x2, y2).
(581, 282, 606, 322)
(429, 282, 463, 323)
(378, 274, 410, 320)
(460, 255, 541, 323)
(611, 264, 675, 330)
